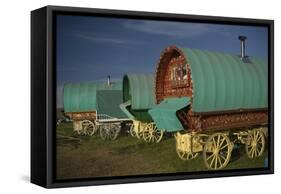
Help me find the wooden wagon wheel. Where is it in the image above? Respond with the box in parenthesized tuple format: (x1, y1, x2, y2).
(129, 123, 137, 137)
(142, 124, 151, 142)
(100, 125, 109, 140)
(151, 125, 164, 143)
(109, 123, 121, 140)
(203, 133, 233, 170)
(176, 149, 198, 160)
(81, 120, 97, 136)
(142, 123, 163, 143)
(245, 129, 265, 159)
(136, 123, 145, 139)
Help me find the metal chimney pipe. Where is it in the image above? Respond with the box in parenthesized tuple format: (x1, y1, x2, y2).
(238, 36, 247, 59)
(107, 75, 111, 86)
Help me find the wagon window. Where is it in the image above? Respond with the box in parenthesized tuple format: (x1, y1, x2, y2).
(182, 65, 187, 80)
(170, 63, 189, 88)
(176, 65, 181, 80)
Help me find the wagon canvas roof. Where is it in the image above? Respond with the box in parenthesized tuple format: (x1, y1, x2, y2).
(157, 46, 268, 113)
(123, 73, 155, 110)
(63, 82, 122, 113)
(121, 73, 155, 122)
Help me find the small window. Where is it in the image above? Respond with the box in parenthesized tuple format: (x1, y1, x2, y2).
(176, 66, 181, 80)
(182, 65, 187, 80)
(170, 63, 189, 88)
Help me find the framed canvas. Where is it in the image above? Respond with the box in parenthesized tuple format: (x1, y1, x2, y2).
(31, 5, 274, 188)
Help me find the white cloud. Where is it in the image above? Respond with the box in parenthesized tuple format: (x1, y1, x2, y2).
(76, 34, 144, 45)
(123, 20, 216, 38)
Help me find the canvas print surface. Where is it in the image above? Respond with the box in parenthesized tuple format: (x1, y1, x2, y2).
(56, 14, 269, 180)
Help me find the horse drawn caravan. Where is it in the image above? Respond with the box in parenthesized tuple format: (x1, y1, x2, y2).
(150, 45, 268, 170)
(63, 80, 131, 140)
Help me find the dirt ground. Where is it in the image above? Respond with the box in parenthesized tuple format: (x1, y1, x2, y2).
(56, 123, 268, 180)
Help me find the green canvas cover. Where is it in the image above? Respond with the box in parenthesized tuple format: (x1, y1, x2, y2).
(180, 48, 268, 113)
(96, 90, 127, 118)
(123, 73, 155, 110)
(121, 73, 155, 122)
(148, 97, 190, 132)
(63, 82, 122, 113)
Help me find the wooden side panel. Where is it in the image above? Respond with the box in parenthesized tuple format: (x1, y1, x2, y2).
(177, 109, 268, 132)
(65, 111, 96, 121)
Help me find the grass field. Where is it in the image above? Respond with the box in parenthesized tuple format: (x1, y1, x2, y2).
(56, 123, 268, 180)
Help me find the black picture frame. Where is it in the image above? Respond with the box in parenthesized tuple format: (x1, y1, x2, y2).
(31, 5, 274, 188)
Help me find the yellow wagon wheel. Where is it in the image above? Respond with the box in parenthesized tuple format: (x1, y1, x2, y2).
(129, 123, 137, 137)
(203, 133, 232, 170)
(176, 149, 198, 160)
(142, 123, 163, 143)
(245, 129, 265, 159)
(136, 123, 145, 139)
(142, 124, 151, 142)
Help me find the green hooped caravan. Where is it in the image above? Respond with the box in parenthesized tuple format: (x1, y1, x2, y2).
(63, 79, 130, 140)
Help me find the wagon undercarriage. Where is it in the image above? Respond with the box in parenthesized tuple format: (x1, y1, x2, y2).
(175, 126, 267, 170)
(129, 120, 164, 143)
(69, 112, 131, 140)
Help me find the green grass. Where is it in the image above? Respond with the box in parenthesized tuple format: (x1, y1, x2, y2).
(56, 123, 268, 180)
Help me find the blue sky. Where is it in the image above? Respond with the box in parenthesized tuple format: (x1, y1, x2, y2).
(56, 15, 268, 108)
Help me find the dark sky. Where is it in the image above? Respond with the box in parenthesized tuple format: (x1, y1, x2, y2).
(56, 15, 268, 108)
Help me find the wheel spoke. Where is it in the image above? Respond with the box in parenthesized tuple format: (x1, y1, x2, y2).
(256, 135, 262, 142)
(219, 137, 225, 147)
(217, 135, 221, 148)
(207, 153, 215, 161)
(250, 147, 255, 158)
(254, 149, 257, 157)
(220, 143, 228, 150)
(218, 155, 223, 167)
(254, 131, 258, 142)
(210, 155, 216, 168)
(248, 146, 254, 157)
(214, 155, 218, 169)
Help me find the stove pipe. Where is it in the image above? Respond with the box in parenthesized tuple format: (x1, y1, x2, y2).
(238, 36, 247, 59)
